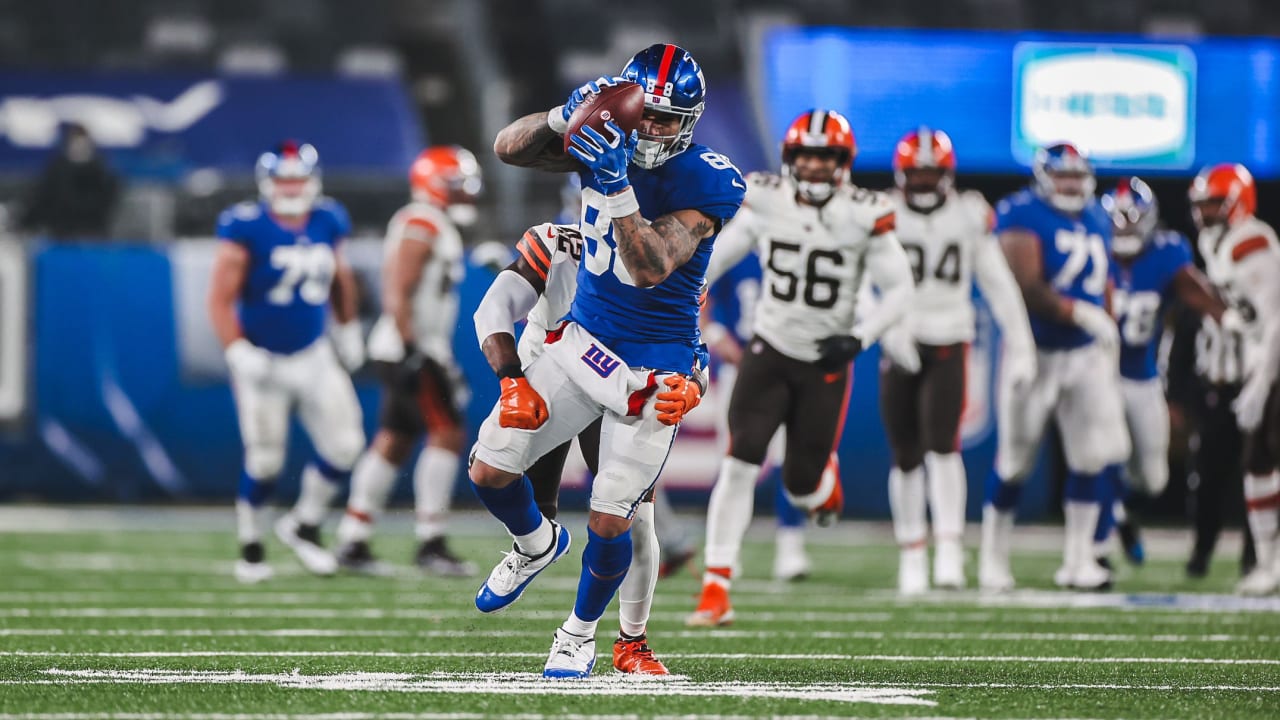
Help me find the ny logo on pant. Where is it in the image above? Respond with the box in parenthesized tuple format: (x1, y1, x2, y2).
(581, 343, 621, 378)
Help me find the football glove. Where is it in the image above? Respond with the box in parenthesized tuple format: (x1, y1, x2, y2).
(1233, 373, 1272, 431)
(815, 334, 863, 372)
(1070, 301, 1119, 354)
(225, 338, 272, 385)
(498, 376, 549, 430)
(559, 75, 629, 127)
(654, 374, 702, 426)
(567, 121, 637, 194)
(331, 321, 366, 372)
(1000, 346, 1037, 396)
(879, 325, 921, 374)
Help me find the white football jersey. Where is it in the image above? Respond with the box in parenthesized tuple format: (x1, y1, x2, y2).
(1199, 214, 1280, 371)
(710, 172, 898, 362)
(367, 202, 464, 363)
(518, 223, 583, 364)
(892, 190, 995, 345)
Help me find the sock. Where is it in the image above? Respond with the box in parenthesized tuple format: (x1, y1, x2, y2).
(471, 476, 550, 554)
(980, 503, 1014, 572)
(570, 527, 633, 636)
(236, 470, 275, 546)
(985, 469, 1023, 511)
(925, 451, 967, 541)
(773, 470, 807, 529)
(1093, 470, 1116, 545)
(292, 458, 346, 526)
(650, 482, 690, 554)
(703, 456, 761, 574)
(889, 465, 928, 547)
(337, 450, 399, 545)
(1064, 471, 1103, 569)
(774, 525, 807, 564)
(415, 446, 460, 541)
(1243, 472, 1280, 570)
(618, 502, 657, 637)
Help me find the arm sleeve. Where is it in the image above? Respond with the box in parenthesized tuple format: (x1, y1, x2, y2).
(473, 269, 541, 345)
(705, 206, 759, 287)
(973, 234, 1035, 353)
(1237, 249, 1280, 384)
(853, 230, 914, 343)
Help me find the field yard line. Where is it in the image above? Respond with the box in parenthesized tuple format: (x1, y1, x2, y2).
(0, 628, 1270, 643)
(0, 715, 972, 720)
(4, 650, 1279, 665)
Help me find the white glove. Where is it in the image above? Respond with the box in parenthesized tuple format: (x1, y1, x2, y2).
(879, 325, 921, 374)
(331, 321, 366, 372)
(225, 338, 272, 384)
(1000, 345, 1037, 395)
(1219, 307, 1247, 335)
(1233, 373, 1273, 431)
(1071, 301, 1119, 353)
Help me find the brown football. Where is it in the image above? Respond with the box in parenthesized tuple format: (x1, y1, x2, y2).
(563, 81, 645, 153)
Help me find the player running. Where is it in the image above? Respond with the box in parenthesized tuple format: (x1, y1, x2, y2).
(206, 141, 366, 584)
(979, 143, 1129, 592)
(334, 146, 482, 577)
(881, 127, 1036, 595)
(473, 43, 744, 678)
(687, 109, 915, 626)
(1189, 163, 1280, 595)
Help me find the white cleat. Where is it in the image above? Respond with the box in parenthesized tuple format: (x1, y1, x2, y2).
(274, 514, 338, 576)
(897, 546, 930, 596)
(475, 520, 571, 613)
(1236, 568, 1279, 596)
(1055, 561, 1112, 591)
(234, 560, 274, 584)
(933, 539, 966, 589)
(543, 627, 596, 679)
(773, 527, 812, 582)
(978, 553, 1015, 593)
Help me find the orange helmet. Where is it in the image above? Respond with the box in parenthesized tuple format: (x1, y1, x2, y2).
(1189, 163, 1255, 229)
(781, 109, 856, 203)
(893, 126, 956, 210)
(410, 145, 483, 223)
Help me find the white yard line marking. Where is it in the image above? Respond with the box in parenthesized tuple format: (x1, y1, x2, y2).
(0, 714, 967, 720)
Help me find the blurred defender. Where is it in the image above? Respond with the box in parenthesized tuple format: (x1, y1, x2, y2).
(335, 146, 481, 576)
(688, 109, 914, 626)
(207, 141, 366, 584)
(882, 127, 1035, 595)
(979, 143, 1128, 592)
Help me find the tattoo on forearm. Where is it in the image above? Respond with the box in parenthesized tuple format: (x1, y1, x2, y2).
(494, 113, 578, 171)
(612, 213, 711, 284)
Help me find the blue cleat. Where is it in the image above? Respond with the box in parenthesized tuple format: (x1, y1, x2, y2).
(475, 520, 570, 613)
(543, 627, 596, 679)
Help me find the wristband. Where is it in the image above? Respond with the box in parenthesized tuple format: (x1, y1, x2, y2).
(605, 186, 640, 218)
(548, 106, 568, 135)
(497, 363, 525, 379)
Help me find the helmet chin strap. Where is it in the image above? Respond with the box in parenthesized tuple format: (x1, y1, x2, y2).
(907, 191, 943, 211)
(796, 180, 834, 203)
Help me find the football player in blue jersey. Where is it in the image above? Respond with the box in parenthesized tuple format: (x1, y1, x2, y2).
(472, 43, 745, 678)
(978, 143, 1130, 591)
(207, 141, 366, 584)
(1093, 177, 1226, 565)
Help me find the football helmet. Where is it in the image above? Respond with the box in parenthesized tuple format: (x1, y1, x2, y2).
(893, 126, 956, 211)
(410, 145, 483, 226)
(620, 43, 706, 169)
(1100, 177, 1159, 259)
(1189, 163, 1255, 229)
(1032, 143, 1095, 214)
(781, 109, 856, 204)
(256, 140, 321, 217)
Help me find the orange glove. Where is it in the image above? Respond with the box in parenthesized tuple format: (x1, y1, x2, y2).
(498, 376, 549, 429)
(654, 374, 702, 426)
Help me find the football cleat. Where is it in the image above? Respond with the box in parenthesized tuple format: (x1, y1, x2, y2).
(1055, 561, 1112, 591)
(274, 514, 338, 576)
(475, 520, 570, 614)
(543, 627, 596, 679)
(612, 633, 669, 675)
(416, 537, 477, 577)
(933, 538, 966, 589)
(685, 582, 735, 627)
(773, 526, 811, 581)
(1117, 521, 1146, 565)
(336, 540, 394, 577)
(657, 546, 697, 580)
(1236, 567, 1279, 596)
(898, 546, 929, 596)
(234, 559, 274, 584)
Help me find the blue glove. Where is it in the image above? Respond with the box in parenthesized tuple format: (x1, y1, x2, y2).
(566, 121, 637, 194)
(562, 75, 629, 123)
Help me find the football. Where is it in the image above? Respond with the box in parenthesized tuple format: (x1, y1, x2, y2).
(563, 81, 645, 152)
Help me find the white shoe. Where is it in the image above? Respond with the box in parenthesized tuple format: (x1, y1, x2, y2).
(933, 539, 966, 589)
(543, 627, 596, 679)
(475, 520, 571, 613)
(979, 506, 1014, 592)
(1053, 564, 1073, 588)
(773, 528, 812, 581)
(1236, 568, 1279, 596)
(898, 546, 929, 596)
(1056, 561, 1111, 591)
(275, 514, 338, 576)
(234, 560, 274, 584)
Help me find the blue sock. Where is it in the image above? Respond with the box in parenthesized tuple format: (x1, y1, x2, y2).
(774, 471, 806, 528)
(238, 470, 273, 506)
(471, 476, 543, 537)
(1093, 472, 1116, 543)
(984, 469, 1022, 511)
(573, 527, 633, 623)
(1065, 470, 1103, 503)
(310, 454, 350, 483)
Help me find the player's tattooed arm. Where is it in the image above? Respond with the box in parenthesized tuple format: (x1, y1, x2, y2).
(1172, 265, 1226, 323)
(494, 112, 581, 172)
(1000, 229, 1074, 323)
(207, 241, 250, 347)
(330, 250, 359, 324)
(613, 208, 716, 288)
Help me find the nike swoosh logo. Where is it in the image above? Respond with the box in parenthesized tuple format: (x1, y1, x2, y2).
(732, 179, 746, 189)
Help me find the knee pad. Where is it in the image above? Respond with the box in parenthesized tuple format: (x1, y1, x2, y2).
(244, 444, 285, 480)
(317, 428, 365, 472)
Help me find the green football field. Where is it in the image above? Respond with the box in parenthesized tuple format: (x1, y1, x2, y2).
(1, 507, 1277, 720)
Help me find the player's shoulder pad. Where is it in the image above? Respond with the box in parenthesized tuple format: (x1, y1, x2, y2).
(678, 144, 746, 220)
(1083, 198, 1112, 233)
(313, 197, 352, 236)
(741, 170, 788, 212)
(215, 201, 262, 239)
(957, 189, 995, 231)
(993, 188, 1039, 235)
(839, 184, 895, 235)
(1228, 217, 1280, 263)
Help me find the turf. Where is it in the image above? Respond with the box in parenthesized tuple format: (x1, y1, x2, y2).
(0, 507, 1277, 719)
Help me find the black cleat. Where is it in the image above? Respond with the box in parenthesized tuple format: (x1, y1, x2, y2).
(1117, 521, 1145, 565)
(337, 540, 393, 577)
(415, 537, 477, 577)
(1185, 552, 1210, 579)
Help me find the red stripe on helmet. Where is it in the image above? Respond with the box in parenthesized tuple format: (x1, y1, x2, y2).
(655, 44, 677, 96)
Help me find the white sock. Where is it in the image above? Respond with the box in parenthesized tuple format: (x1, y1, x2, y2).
(889, 465, 927, 547)
(414, 446, 460, 541)
(562, 610, 597, 639)
(236, 498, 269, 546)
(1063, 500, 1101, 570)
(618, 502, 658, 637)
(292, 464, 341, 526)
(775, 525, 806, 560)
(515, 515, 553, 557)
(980, 504, 1014, 569)
(337, 450, 399, 545)
(925, 452, 967, 541)
(703, 456, 761, 573)
(1244, 472, 1280, 570)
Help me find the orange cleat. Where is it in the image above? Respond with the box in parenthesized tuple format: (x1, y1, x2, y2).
(685, 581, 735, 627)
(612, 633, 669, 675)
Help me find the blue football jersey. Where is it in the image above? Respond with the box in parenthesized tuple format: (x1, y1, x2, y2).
(571, 143, 746, 372)
(216, 199, 351, 354)
(994, 188, 1113, 350)
(1111, 230, 1192, 380)
(708, 254, 762, 345)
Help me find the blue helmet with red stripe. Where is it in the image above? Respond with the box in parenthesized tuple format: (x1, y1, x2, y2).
(1100, 176, 1159, 258)
(620, 43, 706, 168)
(1032, 142, 1096, 214)
(255, 140, 321, 216)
